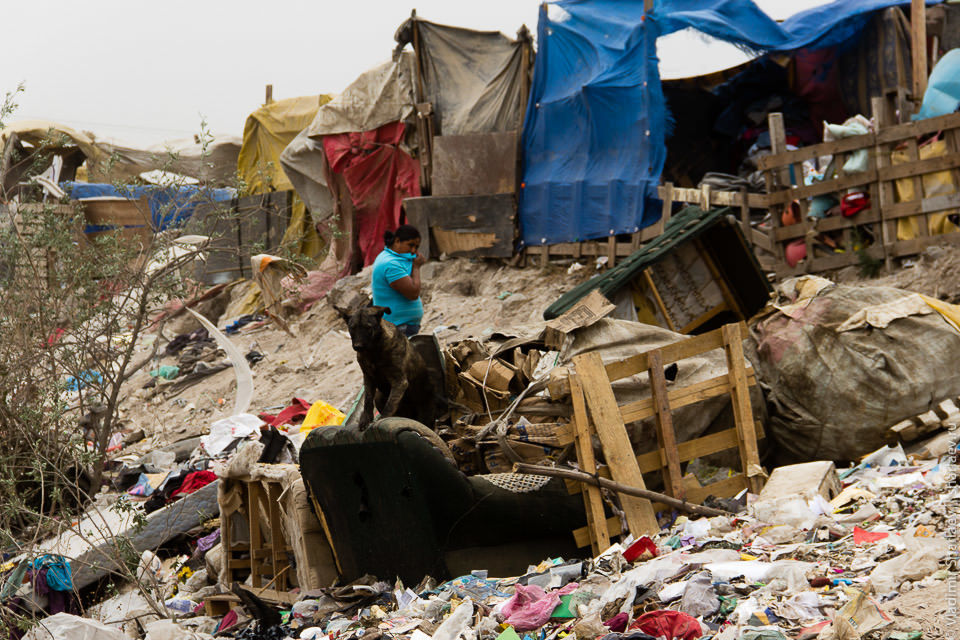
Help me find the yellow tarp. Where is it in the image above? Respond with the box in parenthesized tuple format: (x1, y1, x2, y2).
(238, 95, 332, 258)
(893, 138, 960, 240)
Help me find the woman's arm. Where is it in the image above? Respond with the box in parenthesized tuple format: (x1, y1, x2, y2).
(389, 260, 422, 300)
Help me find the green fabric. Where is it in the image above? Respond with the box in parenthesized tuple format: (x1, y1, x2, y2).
(149, 365, 180, 380)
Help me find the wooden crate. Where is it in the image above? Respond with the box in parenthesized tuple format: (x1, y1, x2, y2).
(566, 323, 766, 553)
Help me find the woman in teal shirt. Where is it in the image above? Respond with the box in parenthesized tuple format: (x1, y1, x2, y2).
(371, 225, 426, 337)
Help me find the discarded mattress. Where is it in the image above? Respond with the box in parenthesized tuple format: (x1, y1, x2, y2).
(746, 276, 960, 462)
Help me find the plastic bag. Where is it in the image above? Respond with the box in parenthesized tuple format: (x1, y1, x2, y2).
(679, 572, 719, 618)
(502, 584, 578, 631)
(302, 400, 346, 431)
(869, 531, 950, 592)
(433, 598, 474, 640)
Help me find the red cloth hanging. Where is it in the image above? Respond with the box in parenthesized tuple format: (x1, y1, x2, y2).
(323, 122, 421, 267)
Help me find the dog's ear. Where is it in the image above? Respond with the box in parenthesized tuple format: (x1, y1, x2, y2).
(334, 305, 353, 322)
(371, 306, 391, 319)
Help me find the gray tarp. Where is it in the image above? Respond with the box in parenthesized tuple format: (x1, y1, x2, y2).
(746, 276, 960, 463)
(280, 54, 416, 218)
(403, 20, 530, 136)
(282, 18, 531, 216)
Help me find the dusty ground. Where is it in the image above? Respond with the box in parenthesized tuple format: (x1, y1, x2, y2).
(834, 242, 960, 302)
(882, 578, 960, 639)
(118, 258, 593, 453)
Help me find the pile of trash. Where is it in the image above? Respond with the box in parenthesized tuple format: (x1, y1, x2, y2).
(22, 436, 956, 640)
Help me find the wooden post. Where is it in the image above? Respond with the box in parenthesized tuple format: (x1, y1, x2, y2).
(872, 97, 896, 273)
(264, 85, 273, 105)
(911, 0, 928, 101)
(570, 374, 611, 555)
(247, 482, 263, 587)
(410, 10, 433, 192)
(573, 352, 660, 536)
(721, 324, 765, 494)
(267, 482, 286, 591)
(765, 113, 790, 272)
(661, 181, 674, 229)
(647, 351, 685, 500)
(739, 187, 752, 248)
(607, 235, 617, 268)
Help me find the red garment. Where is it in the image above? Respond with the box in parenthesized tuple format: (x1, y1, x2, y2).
(171, 470, 217, 499)
(259, 397, 312, 427)
(323, 122, 420, 266)
(630, 610, 703, 640)
(841, 192, 870, 217)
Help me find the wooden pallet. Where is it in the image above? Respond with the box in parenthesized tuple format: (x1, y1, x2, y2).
(567, 323, 766, 553)
(759, 105, 960, 276)
(887, 397, 960, 443)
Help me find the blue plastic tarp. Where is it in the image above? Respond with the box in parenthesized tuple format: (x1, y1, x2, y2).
(913, 48, 960, 121)
(519, 0, 926, 246)
(519, 1, 665, 247)
(62, 182, 234, 231)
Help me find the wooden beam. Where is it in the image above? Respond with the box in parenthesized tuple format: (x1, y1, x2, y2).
(265, 84, 273, 105)
(758, 133, 875, 170)
(573, 352, 660, 536)
(568, 421, 767, 494)
(912, 0, 928, 101)
(572, 474, 748, 548)
(648, 350, 684, 499)
(517, 463, 727, 517)
(643, 268, 676, 331)
(570, 374, 611, 555)
(604, 323, 749, 383)
(722, 324, 765, 494)
(875, 111, 960, 144)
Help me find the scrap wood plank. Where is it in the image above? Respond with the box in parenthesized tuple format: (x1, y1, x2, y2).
(604, 323, 748, 384)
(573, 352, 659, 536)
(648, 350, 684, 500)
(722, 324, 765, 494)
(873, 109, 960, 145)
(267, 482, 288, 591)
(247, 481, 263, 587)
(572, 474, 748, 548)
(570, 374, 610, 555)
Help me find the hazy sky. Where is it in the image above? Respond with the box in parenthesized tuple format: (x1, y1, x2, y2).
(2, 0, 540, 147)
(2, 0, 826, 148)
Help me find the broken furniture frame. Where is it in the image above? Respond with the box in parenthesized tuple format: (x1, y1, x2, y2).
(566, 323, 766, 555)
(219, 475, 293, 592)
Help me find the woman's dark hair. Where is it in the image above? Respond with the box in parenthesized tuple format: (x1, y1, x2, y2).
(384, 224, 421, 247)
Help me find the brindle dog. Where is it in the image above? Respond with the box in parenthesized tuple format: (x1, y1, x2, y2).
(343, 305, 435, 430)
